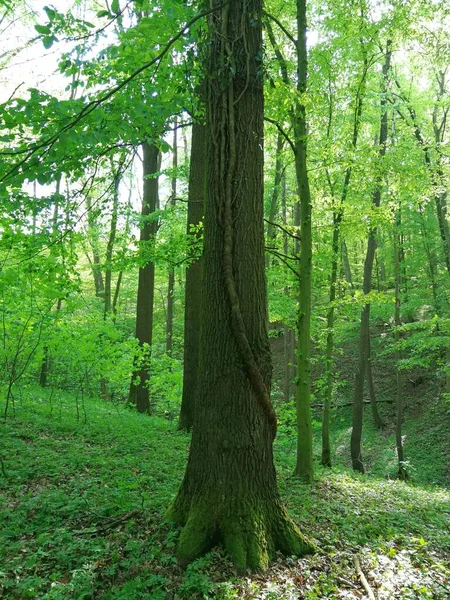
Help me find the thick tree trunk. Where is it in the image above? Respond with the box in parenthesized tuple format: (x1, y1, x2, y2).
(351, 42, 391, 473)
(293, 0, 314, 483)
(179, 122, 206, 431)
(129, 142, 159, 413)
(167, 0, 314, 570)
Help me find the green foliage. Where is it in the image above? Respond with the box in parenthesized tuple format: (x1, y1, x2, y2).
(1, 390, 449, 599)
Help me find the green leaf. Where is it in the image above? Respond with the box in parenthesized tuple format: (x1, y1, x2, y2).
(42, 36, 55, 49)
(34, 24, 51, 35)
(43, 6, 56, 20)
(96, 10, 111, 18)
(111, 0, 120, 14)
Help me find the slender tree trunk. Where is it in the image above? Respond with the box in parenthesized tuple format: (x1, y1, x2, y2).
(367, 335, 383, 429)
(86, 196, 105, 297)
(179, 122, 206, 431)
(394, 75, 450, 276)
(129, 142, 159, 413)
(265, 133, 285, 268)
(166, 120, 178, 357)
(394, 210, 407, 480)
(167, 0, 314, 570)
(322, 61, 367, 466)
(39, 179, 62, 388)
(281, 171, 294, 402)
(341, 240, 354, 295)
(104, 168, 120, 318)
(293, 0, 314, 483)
(351, 42, 391, 473)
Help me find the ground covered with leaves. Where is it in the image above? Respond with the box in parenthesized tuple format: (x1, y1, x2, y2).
(1, 389, 449, 599)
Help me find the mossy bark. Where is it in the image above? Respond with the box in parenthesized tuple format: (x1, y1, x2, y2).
(168, 0, 314, 570)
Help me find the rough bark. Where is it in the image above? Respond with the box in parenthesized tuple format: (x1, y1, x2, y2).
(179, 122, 206, 431)
(129, 142, 159, 413)
(167, 0, 315, 570)
(351, 42, 391, 473)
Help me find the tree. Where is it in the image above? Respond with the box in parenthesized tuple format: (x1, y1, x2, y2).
(178, 121, 206, 431)
(167, 0, 314, 570)
(129, 141, 160, 413)
(351, 41, 392, 473)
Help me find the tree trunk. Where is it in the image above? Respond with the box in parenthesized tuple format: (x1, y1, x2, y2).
(104, 167, 120, 318)
(167, 0, 314, 570)
(39, 179, 62, 388)
(341, 240, 354, 295)
(86, 196, 105, 297)
(351, 41, 392, 473)
(394, 210, 408, 480)
(322, 60, 367, 466)
(367, 335, 383, 429)
(265, 132, 285, 268)
(179, 122, 206, 431)
(293, 0, 314, 483)
(129, 142, 159, 413)
(166, 120, 178, 357)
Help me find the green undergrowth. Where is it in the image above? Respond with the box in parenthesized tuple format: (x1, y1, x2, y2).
(1, 387, 449, 599)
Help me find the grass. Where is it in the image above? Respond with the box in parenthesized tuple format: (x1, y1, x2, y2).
(0, 386, 449, 599)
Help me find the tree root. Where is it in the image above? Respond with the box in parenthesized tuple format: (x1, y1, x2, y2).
(168, 500, 316, 571)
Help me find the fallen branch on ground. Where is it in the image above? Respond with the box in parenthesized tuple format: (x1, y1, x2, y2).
(354, 555, 375, 600)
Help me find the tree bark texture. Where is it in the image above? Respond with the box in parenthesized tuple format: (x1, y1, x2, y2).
(351, 42, 391, 473)
(179, 122, 206, 431)
(167, 0, 314, 570)
(129, 142, 159, 413)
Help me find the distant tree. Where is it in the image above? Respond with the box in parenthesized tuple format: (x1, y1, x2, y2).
(178, 121, 206, 431)
(129, 141, 160, 413)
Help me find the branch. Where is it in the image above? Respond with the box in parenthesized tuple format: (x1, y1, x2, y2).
(353, 555, 375, 600)
(262, 10, 296, 46)
(264, 117, 296, 155)
(264, 218, 301, 241)
(0, 4, 225, 183)
(265, 247, 300, 278)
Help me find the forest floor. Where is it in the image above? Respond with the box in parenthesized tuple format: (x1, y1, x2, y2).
(1, 387, 449, 600)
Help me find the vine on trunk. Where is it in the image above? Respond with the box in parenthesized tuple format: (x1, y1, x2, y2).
(209, 3, 278, 440)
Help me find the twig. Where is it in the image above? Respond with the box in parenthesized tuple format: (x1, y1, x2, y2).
(76, 510, 141, 537)
(264, 218, 301, 241)
(354, 555, 376, 600)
